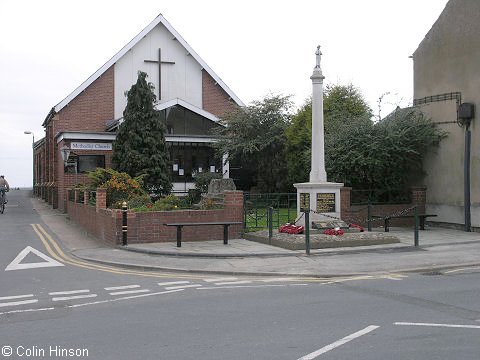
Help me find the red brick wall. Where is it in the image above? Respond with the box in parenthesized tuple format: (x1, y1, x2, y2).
(202, 70, 238, 118)
(40, 66, 114, 210)
(340, 187, 428, 229)
(56, 66, 114, 132)
(66, 190, 244, 245)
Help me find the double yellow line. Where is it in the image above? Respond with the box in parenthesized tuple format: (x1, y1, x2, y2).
(30, 224, 198, 279)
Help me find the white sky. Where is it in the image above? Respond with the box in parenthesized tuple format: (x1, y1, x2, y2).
(0, 0, 449, 187)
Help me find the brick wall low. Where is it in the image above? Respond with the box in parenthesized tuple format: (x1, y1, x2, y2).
(340, 187, 428, 229)
(66, 190, 244, 245)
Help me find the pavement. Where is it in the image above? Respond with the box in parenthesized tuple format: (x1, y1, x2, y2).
(32, 197, 480, 278)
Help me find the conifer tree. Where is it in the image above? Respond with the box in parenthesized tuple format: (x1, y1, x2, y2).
(112, 71, 172, 195)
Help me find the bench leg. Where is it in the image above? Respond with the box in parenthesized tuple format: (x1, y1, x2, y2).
(176, 226, 183, 247)
(223, 225, 229, 245)
(420, 217, 425, 230)
(385, 218, 390, 232)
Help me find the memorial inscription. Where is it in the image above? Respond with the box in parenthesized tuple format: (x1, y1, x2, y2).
(316, 193, 335, 212)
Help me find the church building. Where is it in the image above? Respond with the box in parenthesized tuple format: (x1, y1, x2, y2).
(34, 14, 244, 210)
(413, 0, 479, 231)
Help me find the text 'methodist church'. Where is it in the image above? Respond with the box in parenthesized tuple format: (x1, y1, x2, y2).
(34, 14, 244, 211)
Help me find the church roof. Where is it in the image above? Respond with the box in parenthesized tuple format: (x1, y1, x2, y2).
(44, 14, 244, 125)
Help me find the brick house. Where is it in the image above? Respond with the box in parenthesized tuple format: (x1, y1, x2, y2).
(35, 14, 244, 211)
(413, 0, 479, 231)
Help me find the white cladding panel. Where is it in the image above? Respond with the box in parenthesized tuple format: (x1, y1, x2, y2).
(114, 23, 203, 119)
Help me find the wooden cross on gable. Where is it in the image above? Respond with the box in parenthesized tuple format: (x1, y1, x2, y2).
(144, 48, 175, 100)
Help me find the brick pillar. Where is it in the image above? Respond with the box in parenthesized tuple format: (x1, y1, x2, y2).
(84, 191, 89, 205)
(96, 188, 107, 212)
(223, 191, 244, 238)
(74, 189, 78, 204)
(410, 186, 427, 214)
(340, 187, 352, 219)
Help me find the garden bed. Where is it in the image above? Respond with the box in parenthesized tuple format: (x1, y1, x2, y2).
(244, 230, 399, 250)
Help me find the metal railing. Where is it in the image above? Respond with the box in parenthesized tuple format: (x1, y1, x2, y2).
(244, 193, 297, 232)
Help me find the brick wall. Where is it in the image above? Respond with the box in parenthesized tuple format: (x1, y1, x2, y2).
(66, 190, 244, 245)
(41, 66, 115, 211)
(202, 70, 238, 118)
(57, 66, 114, 132)
(341, 187, 428, 229)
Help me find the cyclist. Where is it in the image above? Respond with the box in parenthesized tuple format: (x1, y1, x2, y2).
(0, 175, 10, 204)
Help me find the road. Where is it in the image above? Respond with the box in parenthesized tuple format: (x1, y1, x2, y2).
(0, 191, 479, 359)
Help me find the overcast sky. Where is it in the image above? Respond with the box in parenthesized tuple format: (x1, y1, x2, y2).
(0, 0, 449, 187)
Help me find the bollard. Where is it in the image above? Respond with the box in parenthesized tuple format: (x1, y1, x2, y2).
(414, 206, 419, 247)
(367, 201, 372, 232)
(122, 201, 128, 246)
(268, 207, 273, 245)
(305, 211, 310, 255)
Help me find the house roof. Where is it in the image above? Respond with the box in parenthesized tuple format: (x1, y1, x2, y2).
(44, 14, 244, 126)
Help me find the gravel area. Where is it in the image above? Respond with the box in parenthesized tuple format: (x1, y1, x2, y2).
(244, 229, 399, 250)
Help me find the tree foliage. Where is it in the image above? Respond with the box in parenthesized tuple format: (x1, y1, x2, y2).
(285, 84, 446, 199)
(325, 108, 446, 194)
(285, 84, 372, 185)
(112, 71, 172, 195)
(213, 94, 293, 192)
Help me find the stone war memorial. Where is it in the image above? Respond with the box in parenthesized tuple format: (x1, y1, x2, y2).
(294, 46, 346, 230)
(245, 46, 412, 250)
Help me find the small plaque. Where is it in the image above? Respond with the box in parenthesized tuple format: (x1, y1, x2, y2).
(300, 193, 310, 212)
(316, 193, 336, 213)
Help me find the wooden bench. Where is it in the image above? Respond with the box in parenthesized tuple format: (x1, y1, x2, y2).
(164, 221, 243, 247)
(371, 214, 437, 232)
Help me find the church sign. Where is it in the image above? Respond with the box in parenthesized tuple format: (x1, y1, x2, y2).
(316, 193, 336, 213)
(71, 142, 112, 151)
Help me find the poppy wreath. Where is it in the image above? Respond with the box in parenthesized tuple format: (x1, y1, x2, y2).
(279, 223, 305, 234)
(323, 228, 345, 236)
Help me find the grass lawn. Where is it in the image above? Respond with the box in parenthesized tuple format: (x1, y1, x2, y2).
(244, 207, 298, 231)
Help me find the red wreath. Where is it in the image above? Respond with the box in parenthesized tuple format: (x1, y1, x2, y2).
(279, 223, 305, 234)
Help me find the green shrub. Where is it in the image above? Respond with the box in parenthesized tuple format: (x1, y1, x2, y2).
(86, 168, 147, 207)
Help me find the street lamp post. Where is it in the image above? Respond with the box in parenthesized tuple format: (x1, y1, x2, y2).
(24, 131, 35, 194)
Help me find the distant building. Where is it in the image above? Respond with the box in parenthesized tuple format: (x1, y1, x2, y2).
(413, 0, 479, 231)
(35, 14, 243, 210)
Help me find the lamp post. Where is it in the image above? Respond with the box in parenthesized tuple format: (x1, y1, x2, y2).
(24, 131, 35, 194)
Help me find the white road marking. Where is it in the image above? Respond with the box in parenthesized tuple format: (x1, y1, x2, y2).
(157, 281, 190, 286)
(0, 290, 184, 316)
(0, 299, 38, 308)
(69, 289, 184, 308)
(395, 322, 480, 329)
(49, 289, 90, 296)
(0, 294, 34, 301)
(198, 284, 300, 290)
(203, 277, 238, 283)
(5, 246, 64, 271)
(0, 307, 54, 315)
(104, 285, 140, 291)
(382, 276, 403, 281)
(214, 280, 252, 286)
(165, 284, 202, 290)
(52, 294, 98, 302)
(259, 277, 296, 282)
(109, 289, 150, 296)
(296, 325, 380, 360)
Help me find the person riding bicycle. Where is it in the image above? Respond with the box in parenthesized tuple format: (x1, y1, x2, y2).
(0, 175, 10, 204)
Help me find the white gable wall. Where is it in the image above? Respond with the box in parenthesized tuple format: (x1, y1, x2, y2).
(114, 22, 203, 119)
